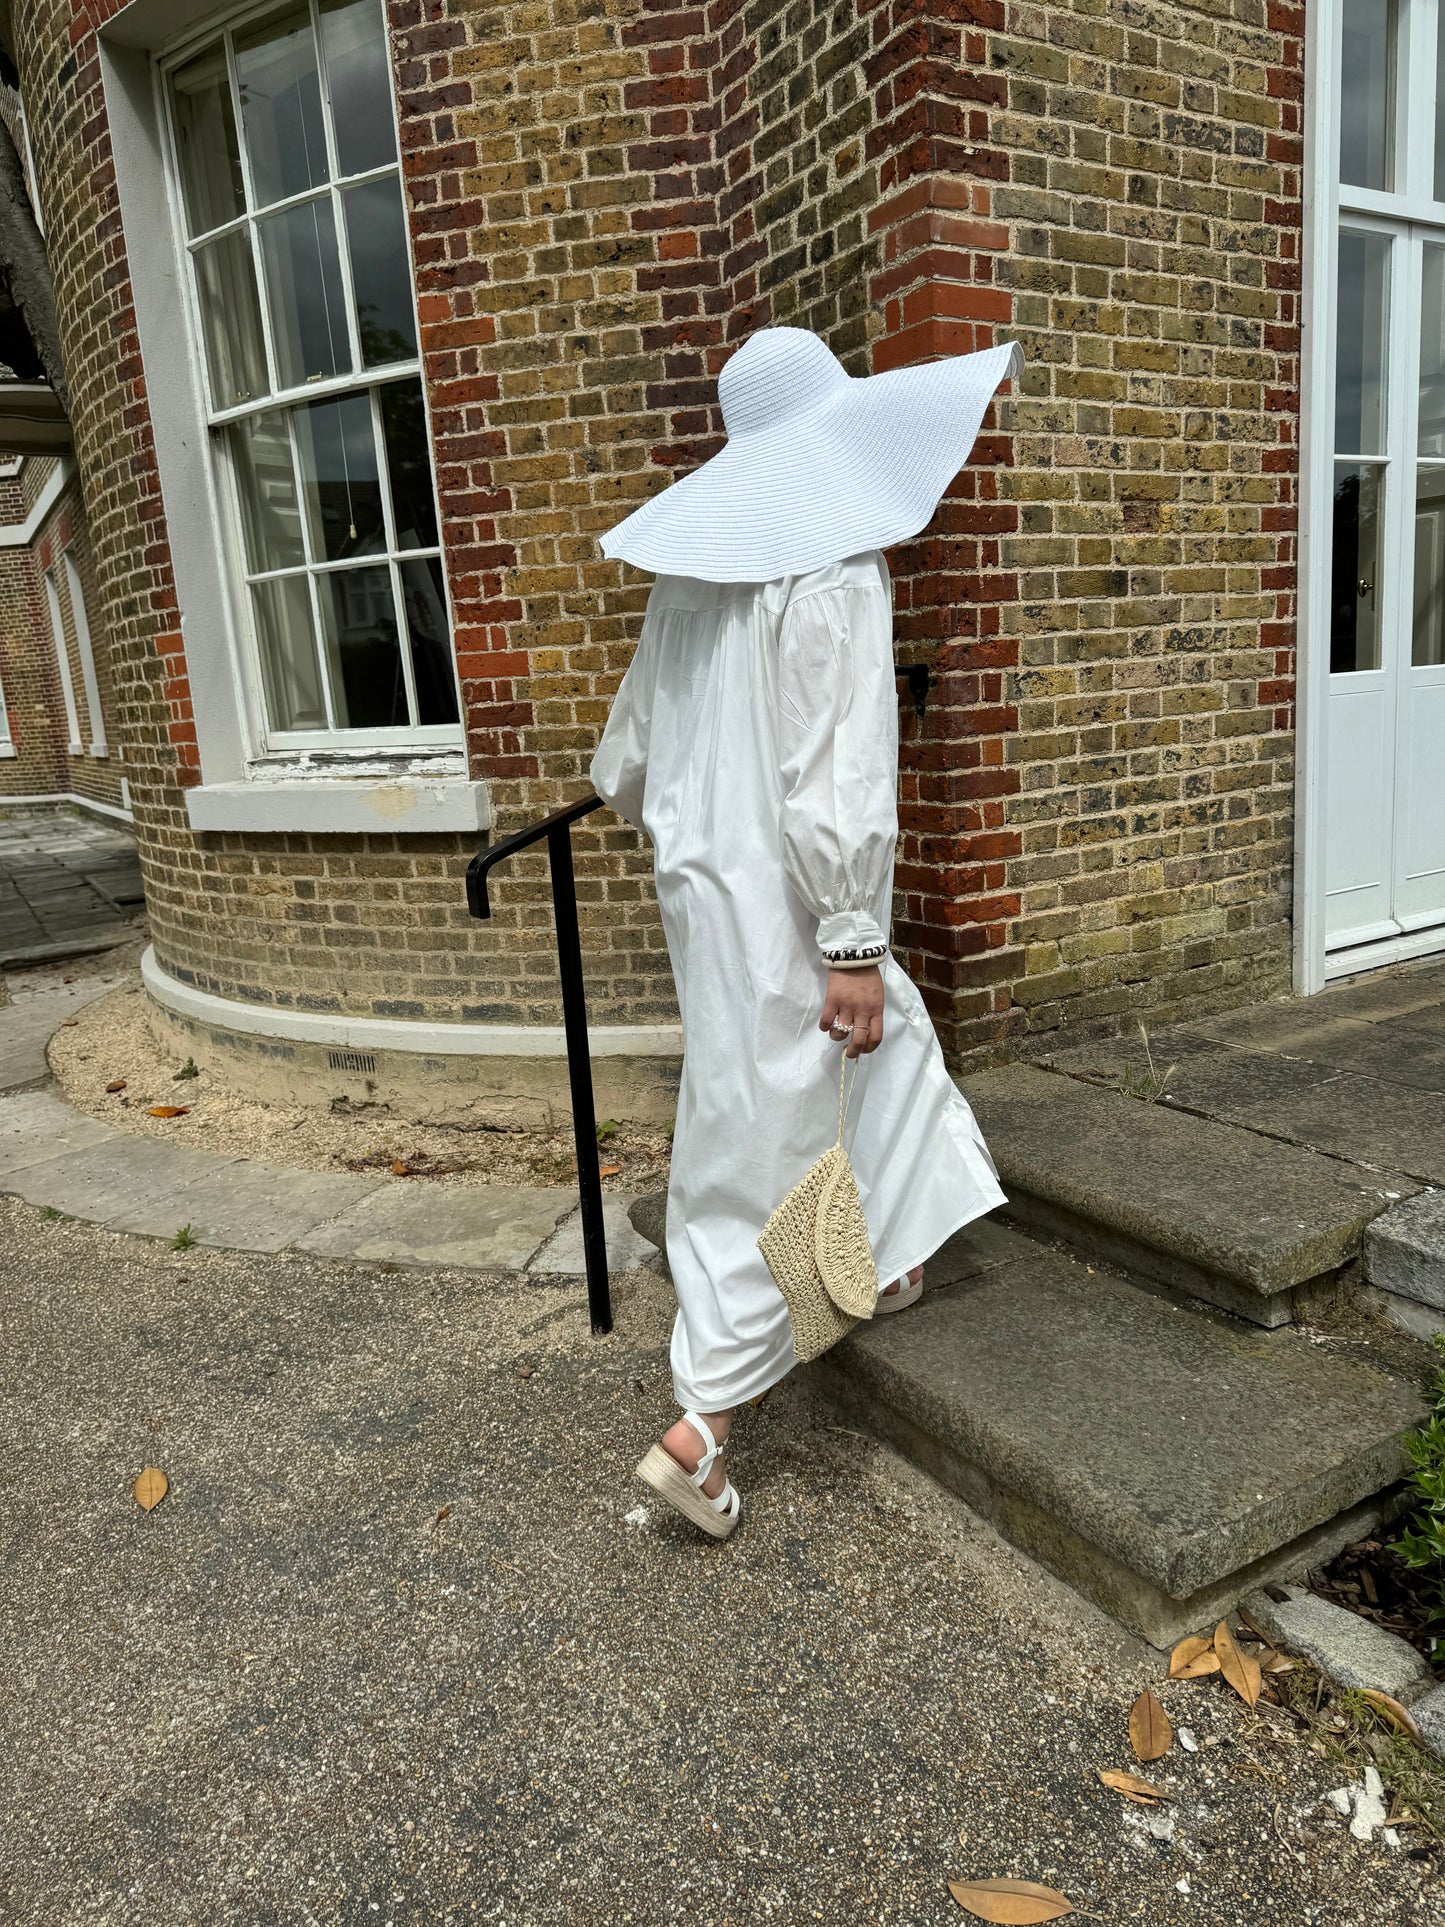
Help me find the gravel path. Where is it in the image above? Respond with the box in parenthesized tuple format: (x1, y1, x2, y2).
(0, 1197, 1439, 1926)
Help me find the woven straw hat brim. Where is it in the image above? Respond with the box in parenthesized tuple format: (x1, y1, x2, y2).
(601, 339, 1022, 583)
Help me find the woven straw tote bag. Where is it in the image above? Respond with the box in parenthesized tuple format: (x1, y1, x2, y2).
(757, 1050, 878, 1362)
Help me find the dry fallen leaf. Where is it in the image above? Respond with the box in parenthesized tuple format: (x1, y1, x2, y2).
(391, 1159, 412, 1177)
(1129, 1687, 1172, 1762)
(133, 1467, 168, 1511)
(1098, 1768, 1173, 1804)
(515, 1362, 534, 1379)
(146, 1105, 190, 1119)
(1169, 1634, 1216, 1679)
(60, 1017, 78, 1028)
(948, 1878, 1072, 1923)
(1214, 1620, 1261, 1709)
(1360, 1690, 1424, 1743)
(1261, 1650, 1298, 1675)
(598, 1163, 622, 1178)
(105, 1079, 126, 1094)
(435, 1505, 452, 1522)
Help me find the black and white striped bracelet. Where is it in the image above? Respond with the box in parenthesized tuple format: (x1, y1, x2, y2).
(822, 942, 888, 970)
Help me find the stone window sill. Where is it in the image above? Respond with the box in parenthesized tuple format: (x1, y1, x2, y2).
(184, 777, 491, 836)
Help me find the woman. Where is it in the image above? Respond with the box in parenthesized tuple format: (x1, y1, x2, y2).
(590, 327, 1020, 1539)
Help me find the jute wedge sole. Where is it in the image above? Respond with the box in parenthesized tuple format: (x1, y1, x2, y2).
(636, 1442, 740, 1540)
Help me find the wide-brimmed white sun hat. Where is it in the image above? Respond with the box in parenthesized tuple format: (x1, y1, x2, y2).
(600, 327, 1023, 583)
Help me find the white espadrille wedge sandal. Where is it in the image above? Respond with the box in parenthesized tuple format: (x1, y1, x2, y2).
(875, 1264, 925, 1314)
(635, 1412, 741, 1541)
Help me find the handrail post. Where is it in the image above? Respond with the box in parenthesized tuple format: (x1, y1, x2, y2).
(546, 818, 612, 1335)
(465, 794, 613, 1336)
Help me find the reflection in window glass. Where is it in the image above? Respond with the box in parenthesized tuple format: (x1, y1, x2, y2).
(1335, 230, 1390, 456)
(1415, 467, 1445, 666)
(253, 575, 327, 729)
(1422, 247, 1445, 459)
(195, 230, 268, 409)
(344, 177, 418, 367)
(235, 5, 328, 207)
(259, 196, 350, 388)
(1331, 463, 1385, 673)
(170, 45, 245, 236)
(320, 565, 408, 727)
(295, 392, 385, 560)
(401, 559, 458, 724)
(1340, 0, 1396, 191)
(229, 410, 305, 572)
(380, 382, 438, 548)
(320, 0, 398, 175)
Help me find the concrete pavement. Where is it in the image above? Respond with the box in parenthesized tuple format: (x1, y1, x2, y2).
(1, 1198, 1440, 1926)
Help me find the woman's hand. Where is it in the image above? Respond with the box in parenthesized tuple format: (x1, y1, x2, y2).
(819, 966, 884, 1058)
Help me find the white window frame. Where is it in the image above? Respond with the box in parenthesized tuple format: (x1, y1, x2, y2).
(62, 549, 109, 757)
(0, 661, 13, 757)
(95, 0, 488, 834)
(42, 562, 84, 755)
(156, 0, 460, 758)
(1298, 0, 1445, 986)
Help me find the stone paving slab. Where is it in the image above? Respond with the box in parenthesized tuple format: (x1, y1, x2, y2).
(961, 1066, 1406, 1319)
(296, 1181, 577, 1270)
(1243, 1585, 1435, 1700)
(106, 1158, 382, 1253)
(0, 1089, 117, 1172)
(1227, 1072, 1445, 1187)
(527, 1194, 660, 1274)
(815, 1225, 1425, 1644)
(1365, 1188, 1445, 1311)
(1157, 1049, 1345, 1118)
(3, 1134, 240, 1228)
(0, 979, 125, 1092)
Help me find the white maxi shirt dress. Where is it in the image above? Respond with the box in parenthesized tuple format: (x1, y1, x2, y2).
(590, 549, 1006, 1412)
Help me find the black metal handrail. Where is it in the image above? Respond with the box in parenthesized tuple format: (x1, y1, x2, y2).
(466, 793, 613, 1334)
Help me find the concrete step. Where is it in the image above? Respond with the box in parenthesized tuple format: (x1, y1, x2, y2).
(1364, 1188, 1445, 1339)
(960, 1066, 1409, 1328)
(811, 1221, 1426, 1646)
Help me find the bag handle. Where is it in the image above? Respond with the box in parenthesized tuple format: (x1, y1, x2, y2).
(836, 1046, 860, 1144)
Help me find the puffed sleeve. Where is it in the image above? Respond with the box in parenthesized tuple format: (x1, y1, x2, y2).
(775, 578, 899, 965)
(589, 625, 654, 832)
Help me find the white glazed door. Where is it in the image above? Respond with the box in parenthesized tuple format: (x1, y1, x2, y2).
(1324, 0, 1445, 959)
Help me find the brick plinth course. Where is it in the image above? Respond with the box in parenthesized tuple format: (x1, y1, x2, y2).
(12, 0, 1305, 1065)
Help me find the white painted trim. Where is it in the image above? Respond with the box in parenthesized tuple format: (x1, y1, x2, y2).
(0, 744, 15, 759)
(41, 563, 83, 753)
(184, 776, 491, 834)
(1295, 0, 1342, 995)
(0, 459, 74, 547)
(61, 551, 107, 757)
(0, 790, 134, 823)
(1324, 924, 1445, 977)
(141, 945, 686, 1058)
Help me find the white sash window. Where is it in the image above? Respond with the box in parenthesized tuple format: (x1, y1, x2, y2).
(160, 0, 459, 751)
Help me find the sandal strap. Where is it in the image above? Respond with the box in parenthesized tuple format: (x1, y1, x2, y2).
(682, 1410, 728, 1489)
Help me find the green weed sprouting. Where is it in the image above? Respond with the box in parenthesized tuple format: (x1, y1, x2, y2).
(1121, 1022, 1176, 1104)
(173, 1057, 200, 1081)
(1394, 1332, 1445, 1639)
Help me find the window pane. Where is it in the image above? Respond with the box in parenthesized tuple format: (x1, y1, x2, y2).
(343, 176, 417, 368)
(1415, 467, 1445, 666)
(1421, 246, 1445, 458)
(235, 5, 329, 208)
(170, 43, 245, 235)
(1436, 1, 1445, 202)
(320, 565, 408, 727)
(195, 230, 268, 408)
(379, 381, 438, 547)
(1335, 229, 1389, 456)
(258, 196, 350, 388)
(1340, 0, 1396, 191)
(400, 559, 457, 724)
(1331, 462, 1385, 673)
(319, 0, 397, 175)
(229, 410, 305, 573)
(294, 392, 384, 560)
(252, 575, 327, 730)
